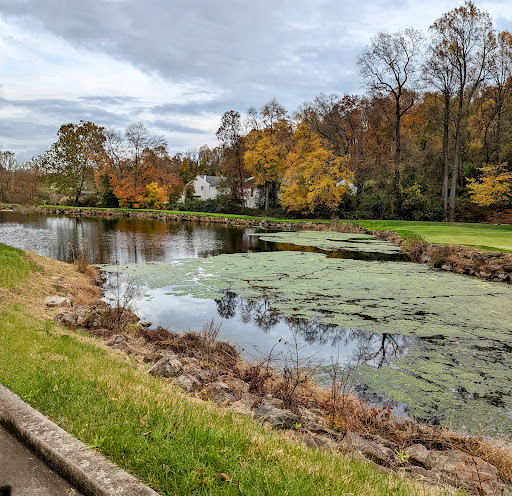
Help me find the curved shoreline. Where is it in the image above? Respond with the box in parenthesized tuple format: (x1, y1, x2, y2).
(13, 205, 329, 230)
(8, 205, 512, 284)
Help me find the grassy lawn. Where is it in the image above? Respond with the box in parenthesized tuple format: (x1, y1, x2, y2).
(0, 243, 452, 495)
(0, 243, 41, 288)
(357, 220, 512, 253)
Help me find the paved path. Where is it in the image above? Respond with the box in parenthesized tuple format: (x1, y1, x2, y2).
(0, 425, 82, 496)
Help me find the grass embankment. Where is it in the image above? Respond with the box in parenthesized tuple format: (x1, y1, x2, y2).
(0, 243, 452, 495)
(357, 220, 512, 253)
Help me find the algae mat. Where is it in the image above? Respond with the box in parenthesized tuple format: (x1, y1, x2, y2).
(250, 231, 403, 255)
(104, 249, 512, 436)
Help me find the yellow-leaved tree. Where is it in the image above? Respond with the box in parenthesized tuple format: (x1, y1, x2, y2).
(281, 122, 353, 216)
(467, 163, 512, 207)
(140, 182, 168, 209)
(244, 100, 292, 211)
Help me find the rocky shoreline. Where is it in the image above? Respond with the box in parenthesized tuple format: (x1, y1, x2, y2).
(45, 276, 512, 496)
(16, 205, 328, 231)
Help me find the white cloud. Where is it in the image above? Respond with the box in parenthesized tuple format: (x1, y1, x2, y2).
(1, 0, 512, 161)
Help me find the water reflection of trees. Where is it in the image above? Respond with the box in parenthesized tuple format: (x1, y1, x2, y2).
(214, 291, 414, 367)
(35, 216, 267, 264)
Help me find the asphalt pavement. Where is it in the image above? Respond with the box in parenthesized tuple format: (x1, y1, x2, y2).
(0, 424, 82, 496)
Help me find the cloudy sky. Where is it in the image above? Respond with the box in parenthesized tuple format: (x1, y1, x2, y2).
(1, 0, 512, 161)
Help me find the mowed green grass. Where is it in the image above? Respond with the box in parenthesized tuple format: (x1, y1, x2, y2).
(38, 205, 330, 223)
(0, 243, 40, 287)
(357, 220, 512, 253)
(0, 244, 452, 495)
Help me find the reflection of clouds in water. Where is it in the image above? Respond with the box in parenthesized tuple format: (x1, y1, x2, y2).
(0, 222, 54, 255)
(137, 286, 413, 368)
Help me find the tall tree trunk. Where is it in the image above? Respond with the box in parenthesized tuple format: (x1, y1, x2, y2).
(75, 176, 84, 205)
(264, 182, 270, 211)
(449, 97, 464, 222)
(483, 120, 492, 164)
(442, 92, 450, 221)
(496, 103, 503, 164)
(394, 101, 401, 217)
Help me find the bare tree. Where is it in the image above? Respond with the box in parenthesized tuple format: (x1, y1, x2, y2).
(1, 151, 14, 202)
(125, 122, 166, 169)
(260, 98, 287, 133)
(298, 93, 362, 157)
(424, 35, 457, 220)
(103, 126, 125, 182)
(431, 1, 496, 222)
(0, 151, 39, 204)
(245, 106, 261, 132)
(484, 31, 512, 164)
(216, 110, 247, 204)
(0, 150, 17, 203)
(358, 28, 424, 216)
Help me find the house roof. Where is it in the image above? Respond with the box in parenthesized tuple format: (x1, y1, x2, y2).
(205, 176, 224, 187)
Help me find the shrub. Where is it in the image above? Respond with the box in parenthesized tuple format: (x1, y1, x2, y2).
(400, 233, 428, 261)
(455, 197, 488, 222)
(168, 198, 220, 213)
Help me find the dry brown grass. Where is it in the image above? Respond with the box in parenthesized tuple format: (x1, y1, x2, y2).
(330, 219, 369, 234)
(139, 323, 512, 485)
(134, 324, 241, 372)
(0, 250, 101, 319)
(225, 355, 512, 485)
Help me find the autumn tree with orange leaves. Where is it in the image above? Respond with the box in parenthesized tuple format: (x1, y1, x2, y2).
(98, 122, 183, 208)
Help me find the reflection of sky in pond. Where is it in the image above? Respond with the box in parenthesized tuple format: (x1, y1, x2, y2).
(137, 286, 414, 369)
(108, 252, 512, 437)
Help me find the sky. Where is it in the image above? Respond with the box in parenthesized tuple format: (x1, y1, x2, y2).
(1, 0, 512, 162)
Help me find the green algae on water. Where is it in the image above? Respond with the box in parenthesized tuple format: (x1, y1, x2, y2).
(249, 230, 403, 254)
(101, 249, 512, 436)
(102, 252, 512, 340)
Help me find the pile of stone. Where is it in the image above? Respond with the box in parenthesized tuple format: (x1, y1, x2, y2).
(421, 244, 512, 283)
(50, 301, 511, 496)
(111, 333, 510, 496)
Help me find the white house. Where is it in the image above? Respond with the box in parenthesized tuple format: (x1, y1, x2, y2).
(185, 175, 227, 201)
(243, 177, 259, 208)
(336, 178, 358, 195)
(181, 175, 260, 207)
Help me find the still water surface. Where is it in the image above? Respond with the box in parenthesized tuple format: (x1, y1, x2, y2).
(0, 211, 402, 364)
(1, 211, 510, 435)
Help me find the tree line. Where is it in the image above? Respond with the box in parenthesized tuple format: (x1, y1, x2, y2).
(1, 1, 511, 221)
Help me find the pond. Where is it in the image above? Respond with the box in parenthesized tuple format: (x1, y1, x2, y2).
(1, 211, 511, 437)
